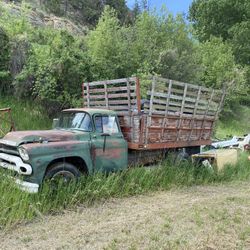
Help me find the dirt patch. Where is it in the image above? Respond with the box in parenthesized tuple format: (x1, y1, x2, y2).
(1, 182, 250, 249)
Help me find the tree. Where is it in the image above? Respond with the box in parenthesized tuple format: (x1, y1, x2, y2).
(86, 6, 131, 79)
(189, 0, 250, 41)
(105, 0, 129, 23)
(132, 0, 141, 18)
(195, 37, 246, 111)
(44, 0, 63, 16)
(195, 37, 243, 88)
(70, 0, 130, 25)
(189, 0, 250, 105)
(131, 11, 198, 82)
(0, 27, 10, 93)
(189, 0, 250, 65)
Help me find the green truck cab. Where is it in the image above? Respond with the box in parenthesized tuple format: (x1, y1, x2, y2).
(0, 108, 128, 192)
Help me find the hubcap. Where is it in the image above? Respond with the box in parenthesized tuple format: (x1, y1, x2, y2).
(51, 170, 75, 183)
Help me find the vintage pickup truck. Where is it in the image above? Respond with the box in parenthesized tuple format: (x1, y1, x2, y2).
(0, 76, 225, 192)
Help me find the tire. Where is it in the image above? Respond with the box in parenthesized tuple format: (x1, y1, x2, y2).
(45, 162, 81, 184)
(174, 150, 189, 163)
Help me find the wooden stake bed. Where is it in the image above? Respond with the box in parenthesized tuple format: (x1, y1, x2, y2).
(83, 76, 226, 150)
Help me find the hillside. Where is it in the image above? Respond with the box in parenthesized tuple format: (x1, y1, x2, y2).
(1, 1, 88, 35)
(2, 0, 132, 26)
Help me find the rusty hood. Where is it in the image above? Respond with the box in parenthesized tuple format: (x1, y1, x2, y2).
(1, 130, 82, 147)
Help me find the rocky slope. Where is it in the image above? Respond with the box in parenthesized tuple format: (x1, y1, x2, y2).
(1, 1, 88, 35)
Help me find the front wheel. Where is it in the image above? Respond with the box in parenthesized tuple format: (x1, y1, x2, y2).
(45, 162, 81, 185)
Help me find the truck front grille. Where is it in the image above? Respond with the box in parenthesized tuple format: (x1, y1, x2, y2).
(0, 143, 19, 156)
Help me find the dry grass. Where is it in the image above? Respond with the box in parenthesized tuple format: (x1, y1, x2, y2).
(1, 181, 250, 250)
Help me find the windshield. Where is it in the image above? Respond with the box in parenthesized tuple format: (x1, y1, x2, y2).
(58, 112, 92, 131)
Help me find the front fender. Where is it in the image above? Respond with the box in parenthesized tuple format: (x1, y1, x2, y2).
(22, 141, 93, 185)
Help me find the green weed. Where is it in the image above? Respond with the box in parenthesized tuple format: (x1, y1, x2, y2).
(216, 105, 250, 139)
(0, 96, 51, 131)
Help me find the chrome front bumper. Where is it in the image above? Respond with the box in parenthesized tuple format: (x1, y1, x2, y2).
(0, 153, 39, 193)
(15, 178, 39, 193)
(0, 152, 32, 175)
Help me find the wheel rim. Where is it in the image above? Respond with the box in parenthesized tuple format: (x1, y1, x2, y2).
(51, 170, 75, 183)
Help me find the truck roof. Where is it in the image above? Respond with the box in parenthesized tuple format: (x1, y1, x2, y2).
(63, 108, 117, 116)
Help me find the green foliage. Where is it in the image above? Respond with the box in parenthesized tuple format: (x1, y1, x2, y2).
(87, 7, 198, 83)
(15, 29, 90, 107)
(229, 21, 250, 65)
(44, 0, 63, 16)
(216, 105, 250, 139)
(0, 26, 11, 93)
(0, 5, 90, 109)
(0, 96, 51, 130)
(1, 153, 249, 229)
(195, 37, 244, 88)
(0, 1, 248, 114)
(189, 0, 250, 42)
(189, 0, 250, 82)
(86, 6, 127, 79)
(189, 0, 250, 106)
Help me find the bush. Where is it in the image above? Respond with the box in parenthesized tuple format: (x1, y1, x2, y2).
(0, 26, 11, 93)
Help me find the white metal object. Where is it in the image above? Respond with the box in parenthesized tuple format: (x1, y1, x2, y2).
(0, 153, 32, 175)
(15, 178, 39, 193)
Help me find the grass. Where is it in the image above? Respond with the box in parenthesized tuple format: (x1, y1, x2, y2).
(216, 105, 250, 139)
(0, 153, 249, 230)
(0, 96, 51, 131)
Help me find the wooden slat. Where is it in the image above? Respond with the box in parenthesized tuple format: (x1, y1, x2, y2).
(86, 86, 136, 94)
(155, 76, 223, 95)
(85, 88, 105, 94)
(88, 100, 129, 105)
(104, 82, 108, 108)
(161, 79, 172, 137)
(85, 77, 137, 86)
(86, 93, 136, 100)
(86, 83, 90, 107)
(109, 105, 130, 110)
(199, 89, 215, 140)
(147, 91, 217, 107)
(176, 83, 188, 140)
(188, 86, 201, 141)
(135, 77, 141, 113)
(146, 76, 156, 144)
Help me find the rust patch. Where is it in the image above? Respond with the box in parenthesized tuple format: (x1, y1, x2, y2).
(94, 148, 124, 159)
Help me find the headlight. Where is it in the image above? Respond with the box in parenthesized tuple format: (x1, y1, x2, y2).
(18, 147, 29, 161)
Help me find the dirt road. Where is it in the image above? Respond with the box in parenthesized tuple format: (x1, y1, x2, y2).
(1, 182, 250, 250)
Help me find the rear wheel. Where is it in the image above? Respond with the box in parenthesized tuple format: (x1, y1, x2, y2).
(45, 162, 81, 185)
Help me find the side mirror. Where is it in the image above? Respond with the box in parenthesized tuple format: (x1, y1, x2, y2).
(52, 118, 59, 129)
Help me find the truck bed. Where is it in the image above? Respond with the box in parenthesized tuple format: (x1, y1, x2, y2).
(83, 76, 225, 150)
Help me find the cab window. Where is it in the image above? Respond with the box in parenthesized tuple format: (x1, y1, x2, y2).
(94, 115, 119, 134)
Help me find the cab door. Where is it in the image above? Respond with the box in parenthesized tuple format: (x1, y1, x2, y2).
(90, 114, 127, 173)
